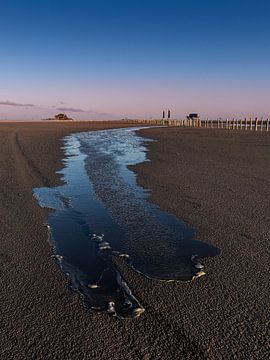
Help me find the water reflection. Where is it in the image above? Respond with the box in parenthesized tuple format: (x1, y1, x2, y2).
(34, 127, 220, 317)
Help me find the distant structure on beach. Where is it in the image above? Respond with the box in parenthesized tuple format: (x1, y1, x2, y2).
(187, 113, 200, 121)
(162, 110, 171, 119)
(44, 113, 73, 121)
(53, 113, 73, 121)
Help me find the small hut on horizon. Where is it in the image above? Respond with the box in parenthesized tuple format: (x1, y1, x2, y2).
(187, 113, 200, 121)
(53, 113, 73, 121)
(44, 113, 74, 121)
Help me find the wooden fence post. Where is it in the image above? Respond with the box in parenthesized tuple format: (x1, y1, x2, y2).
(260, 117, 264, 131)
(255, 117, 258, 131)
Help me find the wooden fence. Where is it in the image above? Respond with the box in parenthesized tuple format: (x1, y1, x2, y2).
(131, 117, 270, 132)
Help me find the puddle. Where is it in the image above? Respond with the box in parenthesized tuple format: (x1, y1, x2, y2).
(34, 127, 220, 318)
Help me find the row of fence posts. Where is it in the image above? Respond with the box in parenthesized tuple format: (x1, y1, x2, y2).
(131, 117, 270, 132)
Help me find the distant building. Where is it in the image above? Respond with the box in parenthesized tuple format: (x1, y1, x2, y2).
(54, 113, 73, 121)
(187, 113, 200, 120)
(43, 113, 73, 121)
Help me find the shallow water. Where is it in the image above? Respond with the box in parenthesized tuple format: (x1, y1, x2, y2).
(34, 127, 220, 317)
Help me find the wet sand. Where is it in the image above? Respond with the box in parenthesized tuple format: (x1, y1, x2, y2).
(0, 122, 269, 359)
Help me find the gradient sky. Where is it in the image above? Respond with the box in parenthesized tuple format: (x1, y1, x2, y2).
(0, 0, 270, 120)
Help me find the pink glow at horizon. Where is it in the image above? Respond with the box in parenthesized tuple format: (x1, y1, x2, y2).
(0, 81, 269, 121)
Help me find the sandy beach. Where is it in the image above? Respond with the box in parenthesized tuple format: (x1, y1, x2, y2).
(0, 122, 269, 360)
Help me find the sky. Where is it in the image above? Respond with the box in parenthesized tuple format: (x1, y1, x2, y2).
(0, 0, 270, 120)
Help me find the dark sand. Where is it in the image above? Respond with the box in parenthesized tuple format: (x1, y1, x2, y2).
(0, 122, 269, 359)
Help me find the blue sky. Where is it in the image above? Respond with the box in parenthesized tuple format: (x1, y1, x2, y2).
(0, 0, 269, 119)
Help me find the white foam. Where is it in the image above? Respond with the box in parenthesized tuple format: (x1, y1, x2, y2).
(194, 263, 204, 269)
(132, 307, 145, 317)
(107, 301, 116, 314)
(52, 254, 64, 262)
(88, 284, 99, 289)
(119, 253, 130, 259)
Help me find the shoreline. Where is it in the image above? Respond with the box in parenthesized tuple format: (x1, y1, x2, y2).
(1, 122, 269, 359)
